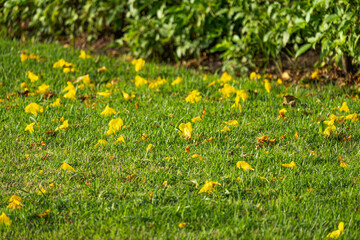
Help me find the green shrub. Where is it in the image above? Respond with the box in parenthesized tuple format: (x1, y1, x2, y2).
(1, 0, 359, 74)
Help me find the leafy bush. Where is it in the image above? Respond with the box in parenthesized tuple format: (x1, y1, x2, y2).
(1, 0, 359, 74)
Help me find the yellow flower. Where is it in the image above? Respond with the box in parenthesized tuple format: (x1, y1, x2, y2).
(56, 120, 69, 130)
(107, 118, 124, 135)
(339, 155, 350, 168)
(37, 83, 50, 95)
(249, 72, 258, 80)
(235, 90, 249, 102)
(101, 105, 116, 116)
(231, 102, 242, 111)
(21, 82, 28, 88)
(162, 181, 168, 186)
(294, 132, 299, 139)
(178, 223, 186, 228)
(63, 81, 75, 92)
(221, 126, 230, 133)
(0, 212, 11, 226)
(20, 52, 28, 62)
(339, 102, 349, 113)
(220, 84, 236, 98)
(95, 139, 108, 147)
(97, 66, 107, 72)
(25, 123, 35, 134)
(115, 135, 125, 144)
(122, 91, 135, 100)
(280, 161, 297, 168)
(51, 98, 61, 107)
(147, 144, 155, 152)
(61, 162, 75, 172)
(26, 71, 39, 82)
(148, 77, 167, 89)
(278, 108, 287, 119)
(237, 161, 254, 171)
(311, 70, 319, 80)
(37, 209, 50, 218)
(199, 180, 221, 194)
(223, 120, 239, 126)
(25, 103, 44, 117)
(264, 79, 272, 93)
(39, 170, 43, 175)
(63, 67, 76, 74)
(178, 122, 193, 139)
(79, 50, 92, 59)
(323, 125, 336, 136)
(134, 75, 147, 87)
(220, 72, 232, 83)
(7, 195, 22, 210)
(185, 90, 202, 103)
(131, 58, 145, 72)
(97, 90, 112, 97)
(53, 59, 75, 68)
(276, 79, 283, 85)
(171, 77, 183, 85)
(191, 117, 203, 123)
(208, 81, 216, 87)
(77, 75, 91, 85)
(326, 222, 344, 239)
(64, 89, 76, 100)
(345, 113, 358, 122)
(190, 154, 204, 161)
(37, 187, 46, 195)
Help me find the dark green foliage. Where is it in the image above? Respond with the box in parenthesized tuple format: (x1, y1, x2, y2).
(1, 0, 359, 72)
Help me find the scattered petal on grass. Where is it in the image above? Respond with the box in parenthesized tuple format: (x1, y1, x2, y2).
(61, 162, 75, 172)
(25, 103, 44, 117)
(56, 120, 69, 131)
(178, 223, 186, 228)
(326, 222, 344, 239)
(64, 89, 76, 100)
(7, 195, 22, 210)
(190, 154, 204, 161)
(223, 120, 239, 126)
(221, 126, 230, 133)
(178, 122, 193, 139)
(25, 123, 35, 134)
(199, 181, 221, 194)
(26, 71, 39, 82)
(37, 83, 50, 95)
(97, 90, 112, 97)
(280, 161, 297, 169)
(220, 72, 232, 83)
(79, 50, 92, 59)
(339, 102, 349, 113)
(101, 105, 116, 116)
(147, 144, 155, 152)
(134, 75, 147, 87)
(339, 155, 350, 168)
(50, 98, 61, 107)
(294, 132, 299, 139)
(97, 66, 107, 72)
(95, 139, 108, 147)
(323, 125, 336, 136)
(107, 118, 124, 135)
(132, 58, 145, 72)
(264, 79, 271, 93)
(185, 90, 202, 103)
(37, 209, 50, 218)
(37, 187, 46, 195)
(0, 212, 11, 226)
(237, 161, 254, 171)
(115, 135, 125, 144)
(171, 77, 183, 86)
(191, 117, 202, 123)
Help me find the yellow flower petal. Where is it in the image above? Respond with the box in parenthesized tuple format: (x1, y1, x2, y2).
(236, 161, 254, 171)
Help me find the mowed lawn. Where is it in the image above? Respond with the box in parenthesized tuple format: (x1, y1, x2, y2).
(1, 38, 360, 239)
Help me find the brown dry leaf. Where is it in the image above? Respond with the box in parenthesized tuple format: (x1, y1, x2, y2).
(283, 95, 298, 107)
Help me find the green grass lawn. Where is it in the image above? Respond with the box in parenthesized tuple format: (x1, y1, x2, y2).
(1, 38, 360, 239)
